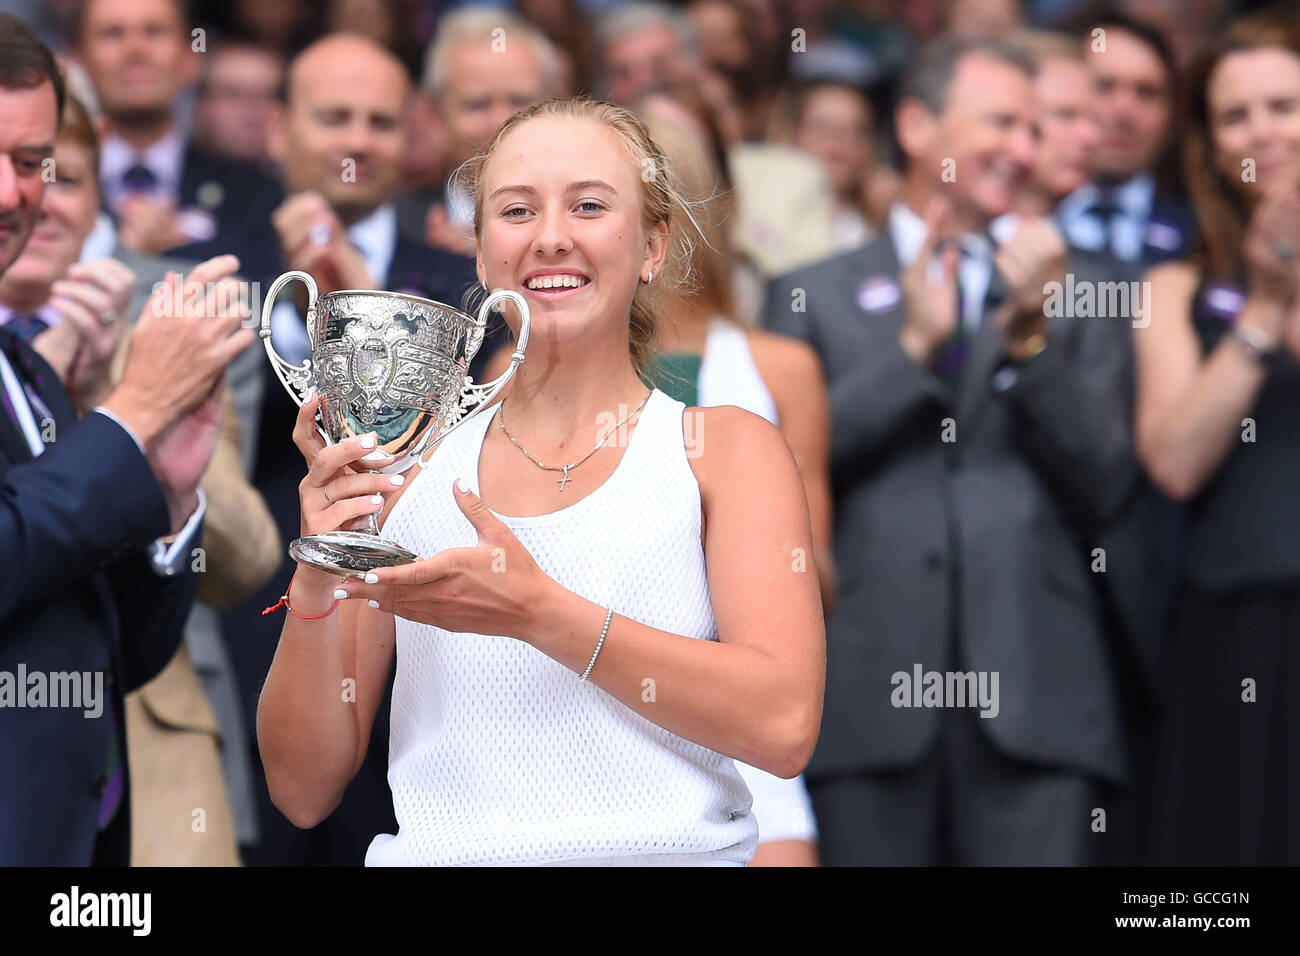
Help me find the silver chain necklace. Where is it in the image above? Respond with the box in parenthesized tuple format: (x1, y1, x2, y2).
(498, 390, 652, 491)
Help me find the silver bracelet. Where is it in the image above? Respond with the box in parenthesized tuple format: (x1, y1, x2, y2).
(1229, 323, 1277, 363)
(579, 608, 614, 681)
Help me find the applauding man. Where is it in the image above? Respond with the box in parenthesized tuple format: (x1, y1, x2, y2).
(0, 14, 253, 865)
(764, 35, 1137, 866)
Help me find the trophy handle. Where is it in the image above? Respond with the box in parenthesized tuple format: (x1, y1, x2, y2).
(259, 270, 328, 442)
(416, 288, 531, 469)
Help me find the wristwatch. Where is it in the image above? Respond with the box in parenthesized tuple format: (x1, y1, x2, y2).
(1228, 323, 1278, 364)
(1005, 331, 1047, 363)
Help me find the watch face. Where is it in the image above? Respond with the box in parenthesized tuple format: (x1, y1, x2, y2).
(1012, 333, 1046, 361)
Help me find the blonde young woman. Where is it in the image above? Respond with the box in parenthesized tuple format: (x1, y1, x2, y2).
(257, 97, 826, 866)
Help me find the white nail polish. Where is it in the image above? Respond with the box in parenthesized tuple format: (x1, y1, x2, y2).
(456, 476, 470, 493)
(367, 600, 380, 609)
(371, 493, 383, 504)
(390, 474, 405, 486)
(364, 572, 379, 584)
(360, 434, 377, 449)
(333, 589, 348, 599)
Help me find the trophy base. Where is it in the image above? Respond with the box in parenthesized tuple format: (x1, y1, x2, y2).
(289, 531, 419, 578)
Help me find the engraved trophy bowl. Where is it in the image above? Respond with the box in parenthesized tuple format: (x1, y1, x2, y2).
(260, 270, 530, 577)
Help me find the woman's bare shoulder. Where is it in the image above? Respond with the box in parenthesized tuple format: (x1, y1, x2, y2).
(681, 403, 797, 495)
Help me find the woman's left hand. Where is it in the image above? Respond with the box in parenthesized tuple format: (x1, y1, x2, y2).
(339, 478, 559, 641)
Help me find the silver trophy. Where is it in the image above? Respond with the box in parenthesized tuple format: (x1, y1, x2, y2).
(260, 270, 530, 577)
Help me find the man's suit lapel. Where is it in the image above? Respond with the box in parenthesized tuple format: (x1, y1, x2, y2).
(0, 328, 76, 465)
(844, 233, 906, 337)
(955, 288, 1007, 429)
(179, 145, 202, 209)
(0, 386, 32, 466)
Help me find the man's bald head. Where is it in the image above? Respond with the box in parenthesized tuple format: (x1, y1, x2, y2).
(270, 33, 411, 223)
(285, 33, 409, 107)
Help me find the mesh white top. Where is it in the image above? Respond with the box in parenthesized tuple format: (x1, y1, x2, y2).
(366, 387, 759, 866)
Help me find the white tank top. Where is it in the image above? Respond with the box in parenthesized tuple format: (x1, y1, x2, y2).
(365, 387, 760, 866)
(697, 318, 779, 426)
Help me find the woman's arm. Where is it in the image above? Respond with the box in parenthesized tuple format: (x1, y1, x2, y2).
(1135, 262, 1280, 501)
(258, 573, 396, 828)
(256, 397, 407, 829)
(524, 406, 825, 778)
(748, 329, 838, 611)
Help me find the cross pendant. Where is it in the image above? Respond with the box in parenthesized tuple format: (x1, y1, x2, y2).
(557, 467, 572, 491)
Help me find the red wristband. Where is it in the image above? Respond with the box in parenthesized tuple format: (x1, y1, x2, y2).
(262, 569, 341, 620)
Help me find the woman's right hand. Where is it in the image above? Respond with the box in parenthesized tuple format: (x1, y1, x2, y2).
(290, 393, 407, 599)
(1244, 190, 1300, 321)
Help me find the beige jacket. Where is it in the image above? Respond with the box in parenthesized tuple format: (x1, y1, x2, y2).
(108, 332, 281, 865)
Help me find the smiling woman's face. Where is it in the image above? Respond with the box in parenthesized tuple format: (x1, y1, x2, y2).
(476, 114, 664, 351)
(1208, 46, 1300, 201)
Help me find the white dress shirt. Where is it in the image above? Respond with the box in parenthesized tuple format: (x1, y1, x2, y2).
(100, 127, 186, 214)
(888, 201, 995, 333)
(79, 211, 118, 263)
(1057, 172, 1155, 263)
(268, 202, 399, 367)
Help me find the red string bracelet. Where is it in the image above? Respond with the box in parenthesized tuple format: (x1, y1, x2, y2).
(262, 569, 342, 620)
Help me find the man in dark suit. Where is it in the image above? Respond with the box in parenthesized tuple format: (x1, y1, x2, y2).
(223, 32, 478, 867)
(0, 14, 254, 865)
(1057, 12, 1194, 271)
(763, 35, 1137, 865)
(75, 0, 283, 283)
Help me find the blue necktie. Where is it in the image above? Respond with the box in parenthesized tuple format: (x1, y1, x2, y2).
(1085, 190, 1120, 255)
(0, 328, 55, 453)
(7, 312, 49, 343)
(122, 163, 158, 194)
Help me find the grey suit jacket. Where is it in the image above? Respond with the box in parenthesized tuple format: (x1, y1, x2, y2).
(764, 234, 1138, 784)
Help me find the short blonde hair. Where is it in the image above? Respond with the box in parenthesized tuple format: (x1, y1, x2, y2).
(456, 96, 705, 379)
(59, 93, 101, 192)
